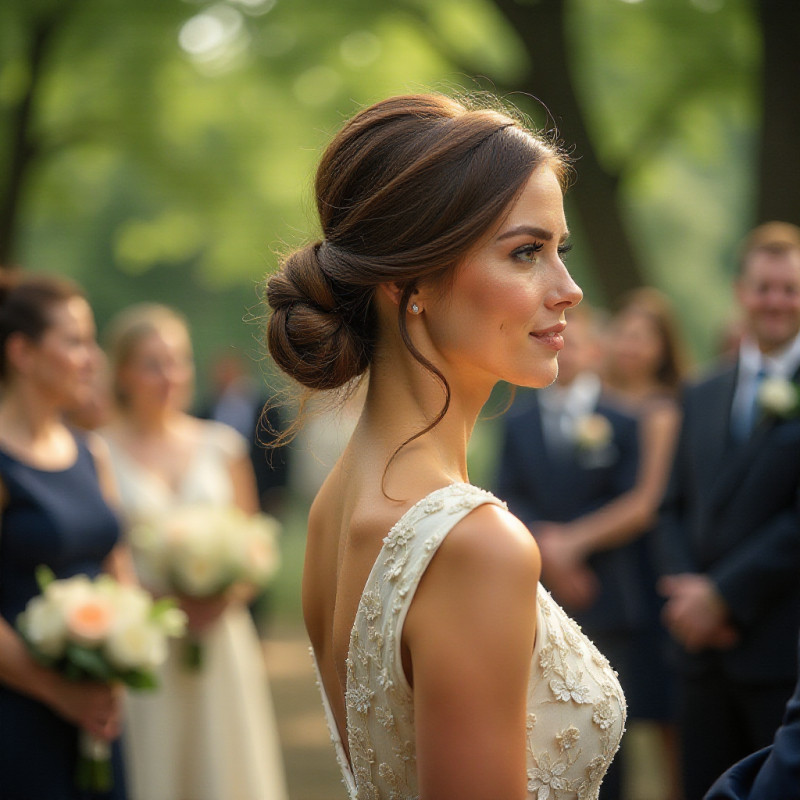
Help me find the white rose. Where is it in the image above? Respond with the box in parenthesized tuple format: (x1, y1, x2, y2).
(173, 550, 230, 597)
(157, 607, 188, 638)
(105, 620, 167, 671)
(45, 575, 94, 609)
(19, 595, 68, 658)
(241, 516, 281, 584)
(758, 376, 799, 416)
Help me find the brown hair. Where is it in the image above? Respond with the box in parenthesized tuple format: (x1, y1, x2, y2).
(0, 270, 85, 381)
(104, 303, 192, 408)
(607, 287, 690, 392)
(738, 221, 800, 274)
(264, 93, 567, 446)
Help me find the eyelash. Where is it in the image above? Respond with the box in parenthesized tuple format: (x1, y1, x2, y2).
(512, 242, 573, 262)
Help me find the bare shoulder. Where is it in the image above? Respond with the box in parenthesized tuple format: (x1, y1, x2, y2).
(84, 430, 113, 469)
(436, 503, 541, 581)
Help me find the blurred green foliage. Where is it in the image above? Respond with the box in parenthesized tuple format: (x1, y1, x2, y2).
(0, 0, 764, 395)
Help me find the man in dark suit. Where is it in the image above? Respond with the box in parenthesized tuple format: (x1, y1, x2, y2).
(658, 221, 800, 800)
(496, 305, 646, 799)
(704, 632, 800, 800)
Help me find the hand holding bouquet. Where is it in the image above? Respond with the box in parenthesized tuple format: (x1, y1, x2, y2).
(129, 505, 281, 667)
(16, 566, 186, 792)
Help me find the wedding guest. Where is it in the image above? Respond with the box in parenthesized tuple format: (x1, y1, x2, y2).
(0, 272, 129, 799)
(265, 92, 626, 799)
(100, 303, 287, 800)
(496, 304, 639, 799)
(658, 221, 800, 799)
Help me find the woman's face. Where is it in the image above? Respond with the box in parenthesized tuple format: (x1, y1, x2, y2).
(118, 321, 194, 416)
(27, 296, 99, 409)
(607, 309, 665, 383)
(419, 164, 582, 391)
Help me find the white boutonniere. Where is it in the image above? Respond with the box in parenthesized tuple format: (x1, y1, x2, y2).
(573, 413, 613, 451)
(758, 376, 800, 419)
(573, 413, 617, 468)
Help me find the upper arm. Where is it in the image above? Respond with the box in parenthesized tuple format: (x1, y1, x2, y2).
(208, 421, 260, 515)
(229, 451, 259, 515)
(637, 403, 681, 505)
(86, 432, 120, 508)
(403, 505, 540, 800)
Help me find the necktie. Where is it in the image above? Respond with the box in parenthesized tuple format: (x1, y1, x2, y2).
(740, 367, 767, 439)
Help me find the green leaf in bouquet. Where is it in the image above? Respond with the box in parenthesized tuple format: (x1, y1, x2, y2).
(35, 564, 56, 591)
(150, 596, 178, 620)
(122, 669, 159, 690)
(65, 644, 113, 682)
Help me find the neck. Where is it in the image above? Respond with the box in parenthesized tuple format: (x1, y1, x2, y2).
(0, 383, 64, 444)
(356, 346, 494, 494)
(116, 406, 178, 437)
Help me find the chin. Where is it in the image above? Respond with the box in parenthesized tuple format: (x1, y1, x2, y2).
(513, 363, 559, 390)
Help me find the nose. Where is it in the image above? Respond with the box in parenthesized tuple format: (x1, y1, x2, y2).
(548, 262, 583, 310)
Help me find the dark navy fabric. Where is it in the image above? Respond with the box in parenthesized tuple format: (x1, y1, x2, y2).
(658, 362, 800, 798)
(497, 391, 647, 634)
(705, 635, 800, 800)
(0, 433, 126, 800)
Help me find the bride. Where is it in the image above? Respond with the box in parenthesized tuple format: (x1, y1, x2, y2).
(266, 93, 626, 799)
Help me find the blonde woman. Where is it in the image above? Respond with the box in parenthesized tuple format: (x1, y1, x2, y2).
(101, 304, 287, 800)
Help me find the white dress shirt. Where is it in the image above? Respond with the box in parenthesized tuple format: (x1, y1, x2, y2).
(538, 371, 602, 454)
(731, 330, 800, 437)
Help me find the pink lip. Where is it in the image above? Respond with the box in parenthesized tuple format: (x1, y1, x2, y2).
(530, 322, 566, 351)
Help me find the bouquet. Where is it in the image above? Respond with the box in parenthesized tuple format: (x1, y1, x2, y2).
(16, 566, 186, 793)
(129, 505, 281, 668)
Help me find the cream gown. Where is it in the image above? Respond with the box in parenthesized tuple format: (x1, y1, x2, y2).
(313, 483, 627, 800)
(104, 421, 288, 800)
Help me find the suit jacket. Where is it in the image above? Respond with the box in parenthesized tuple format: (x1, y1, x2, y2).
(496, 390, 645, 633)
(658, 362, 800, 682)
(705, 635, 800, 799)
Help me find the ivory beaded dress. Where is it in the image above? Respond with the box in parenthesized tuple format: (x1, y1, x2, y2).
(103, 421, 287, 800)
(313, 483, 626, 800)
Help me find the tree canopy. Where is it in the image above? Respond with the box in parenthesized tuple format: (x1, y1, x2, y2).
(0, 0, 791, 383)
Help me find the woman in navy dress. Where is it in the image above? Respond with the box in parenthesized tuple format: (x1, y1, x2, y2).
(0, 273, 130, 799)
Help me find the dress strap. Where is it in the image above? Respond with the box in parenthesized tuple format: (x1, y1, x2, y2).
(370, 483, 507, 696)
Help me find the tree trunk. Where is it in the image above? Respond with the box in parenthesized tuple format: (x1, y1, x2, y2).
(755, 0, 800, 224)
(0, 9, 67, 267)
(493, 0, 645, 302)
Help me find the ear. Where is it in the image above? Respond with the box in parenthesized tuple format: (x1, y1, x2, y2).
(377, 282, 405, 307)
(4, 331, 35, 376)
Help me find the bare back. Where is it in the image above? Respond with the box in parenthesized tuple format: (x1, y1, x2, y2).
(303, 454, 424, 757)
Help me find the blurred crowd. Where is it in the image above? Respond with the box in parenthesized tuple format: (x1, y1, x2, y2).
(0, 218, 799, 800)
(495, 220, 800, 800)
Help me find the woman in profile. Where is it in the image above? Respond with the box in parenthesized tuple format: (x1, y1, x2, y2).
(100, 304, 287, 800)
(0, 273, 129, 799)
(265, 93, 626, 799)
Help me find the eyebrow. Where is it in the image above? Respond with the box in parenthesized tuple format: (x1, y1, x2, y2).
(497, 225, 570, 244)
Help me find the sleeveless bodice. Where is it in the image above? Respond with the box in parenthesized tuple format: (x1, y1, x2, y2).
(0, 435, 122, 621)
(0, 433, 126, 800)
(314, 483, 626, 800)
(103, 420, 241, 523)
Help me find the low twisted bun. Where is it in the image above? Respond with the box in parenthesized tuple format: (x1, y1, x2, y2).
(266, 242, 372, 390)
